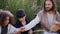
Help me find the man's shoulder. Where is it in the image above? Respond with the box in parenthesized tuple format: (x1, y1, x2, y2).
(37, 10, 43, 16)
(39, 10, 43, 13)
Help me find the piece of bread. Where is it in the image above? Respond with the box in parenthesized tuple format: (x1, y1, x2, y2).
(50, 21, 59, 32)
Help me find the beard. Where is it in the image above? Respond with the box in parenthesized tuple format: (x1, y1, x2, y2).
(45, 7, 53, 12)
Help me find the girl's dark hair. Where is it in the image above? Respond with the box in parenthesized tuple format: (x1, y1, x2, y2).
(16, 9, 25, 18)
(0, 12, 9, 26)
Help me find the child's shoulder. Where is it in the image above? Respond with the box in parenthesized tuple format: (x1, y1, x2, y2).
(5, 24, 16, 34)
(8, 24, 16, 33)
(8, 24, 16, 29)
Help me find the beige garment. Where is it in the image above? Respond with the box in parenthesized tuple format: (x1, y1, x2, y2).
(37, 10, 60, 31)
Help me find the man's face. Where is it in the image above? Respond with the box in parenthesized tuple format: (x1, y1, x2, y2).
(45, 1, 53, 11)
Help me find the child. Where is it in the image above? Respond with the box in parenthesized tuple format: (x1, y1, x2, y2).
(0, 10, 24, 34)
(14, 9, 33, 34)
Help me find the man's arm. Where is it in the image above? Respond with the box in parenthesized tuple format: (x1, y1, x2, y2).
(24, 16, 40, 31)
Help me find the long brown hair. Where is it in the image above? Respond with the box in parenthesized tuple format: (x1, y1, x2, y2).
(0, 10, 15, 26)
(0, 12, 9, 26)
(43, 0, 57, 14)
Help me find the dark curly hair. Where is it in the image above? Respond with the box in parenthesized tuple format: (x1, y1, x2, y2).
(0, 11, 15, 26)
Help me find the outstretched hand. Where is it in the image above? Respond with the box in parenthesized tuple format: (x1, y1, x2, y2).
(14, 27, 25, 34)
(17, 27, 25, 32)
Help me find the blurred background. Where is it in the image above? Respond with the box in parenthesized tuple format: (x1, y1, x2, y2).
(0, 0, 60, 34)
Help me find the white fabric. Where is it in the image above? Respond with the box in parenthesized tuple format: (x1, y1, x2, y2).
(47, 13, 54, 28)
(47, 13, 54, 24)
(46, 13, 58, 34)
(8, 24, 16, 34)
(0, 26, 1, 34)
(24, 16, 40, 31)
(44, 31, 57, 34)
(0, 24, 16, 34)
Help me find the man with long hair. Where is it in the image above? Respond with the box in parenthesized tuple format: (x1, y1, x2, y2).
(19, 0, 60, 34)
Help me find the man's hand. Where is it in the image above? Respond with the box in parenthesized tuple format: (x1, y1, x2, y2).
(50, 21, 60, 32)
(16, 27, 25, 32)
(14, 27, 25, 34)
(54, 21, 60, 28)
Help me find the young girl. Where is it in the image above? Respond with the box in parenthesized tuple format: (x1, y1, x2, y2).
(0, 10, 24, 34)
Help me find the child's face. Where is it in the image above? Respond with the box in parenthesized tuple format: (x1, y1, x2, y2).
(18, 16, 26, 22)
(3, 16, 9, 26)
